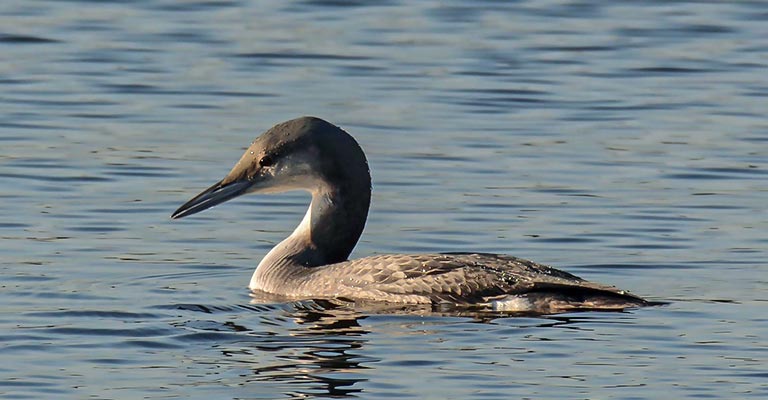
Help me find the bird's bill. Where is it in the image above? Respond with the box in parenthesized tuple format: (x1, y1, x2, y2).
(171, 178, 252, 219)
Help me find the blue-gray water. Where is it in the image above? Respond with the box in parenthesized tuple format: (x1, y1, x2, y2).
(2, 1, 766, 398)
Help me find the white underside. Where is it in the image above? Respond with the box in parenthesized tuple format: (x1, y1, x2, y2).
(249, 192, 323, 291)
(491, 295, 535, 312)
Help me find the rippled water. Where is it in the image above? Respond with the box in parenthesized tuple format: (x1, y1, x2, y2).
(2, 1, 766, 398)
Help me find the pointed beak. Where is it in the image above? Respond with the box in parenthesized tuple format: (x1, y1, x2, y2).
(171, 178, 253, 219)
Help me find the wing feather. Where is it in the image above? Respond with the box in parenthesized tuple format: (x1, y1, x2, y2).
(295, 253, 641, 306)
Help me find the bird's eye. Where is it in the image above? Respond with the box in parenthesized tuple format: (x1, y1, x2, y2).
(259, 155, 274, 167)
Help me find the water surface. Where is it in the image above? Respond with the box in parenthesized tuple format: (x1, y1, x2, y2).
(1, 0, 766, 399)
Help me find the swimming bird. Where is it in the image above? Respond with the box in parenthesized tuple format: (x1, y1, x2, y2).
(171, 116, 649, 313)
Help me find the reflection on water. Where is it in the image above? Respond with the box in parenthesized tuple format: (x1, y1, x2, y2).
(168, 301, 374, 398)
(172, 300, 643, 399)
(1, 0, 767, 398)
(248, 303, 370, 398)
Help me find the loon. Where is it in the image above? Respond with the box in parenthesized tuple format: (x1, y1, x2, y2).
(171, 116, 649, 313)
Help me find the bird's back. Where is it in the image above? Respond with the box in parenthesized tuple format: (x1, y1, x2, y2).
(287, 253, 647, 312)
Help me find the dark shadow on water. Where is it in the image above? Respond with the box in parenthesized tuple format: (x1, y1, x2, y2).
(163, 296, 662, 398)
(244, 301, 373, 398)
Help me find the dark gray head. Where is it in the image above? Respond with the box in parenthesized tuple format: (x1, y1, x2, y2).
(172, 116, 371, 220)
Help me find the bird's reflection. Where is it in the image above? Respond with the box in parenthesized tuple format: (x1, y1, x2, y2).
(248, 290, 581, 323)
(180, 294, 642, 398)
(233, 296, 374, 397)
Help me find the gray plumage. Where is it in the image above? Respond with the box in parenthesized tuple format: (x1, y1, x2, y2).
(172, 116, 648, 313)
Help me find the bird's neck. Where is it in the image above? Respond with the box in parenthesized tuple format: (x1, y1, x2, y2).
(249, 180, 371, 292)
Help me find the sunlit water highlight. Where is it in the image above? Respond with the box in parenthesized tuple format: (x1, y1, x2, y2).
(1, 1, 766, 399)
